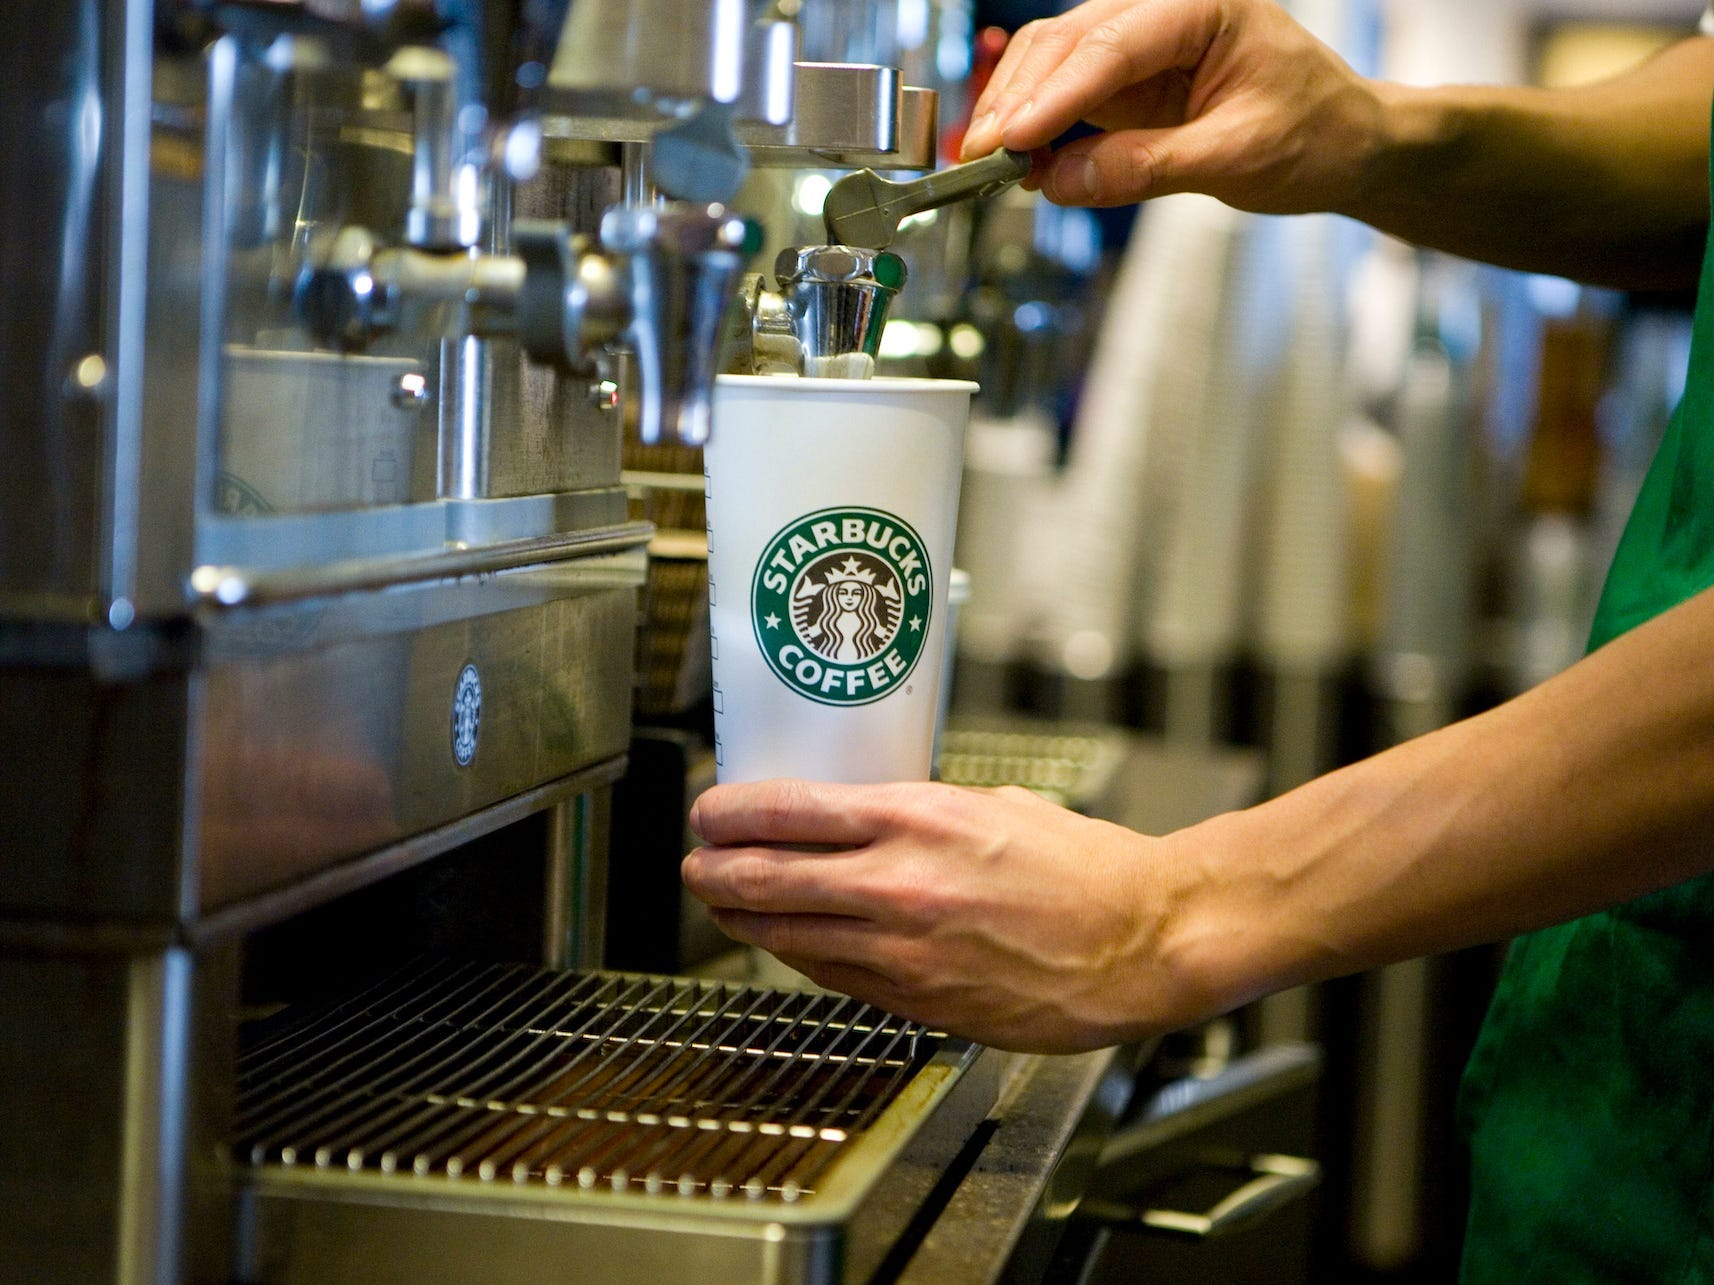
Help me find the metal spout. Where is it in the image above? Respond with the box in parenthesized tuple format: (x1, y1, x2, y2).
(601, 203, 761, 445)
(772, 244, 907, 378)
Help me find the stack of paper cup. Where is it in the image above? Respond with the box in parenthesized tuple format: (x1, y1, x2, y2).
(705, 375, 975, 783)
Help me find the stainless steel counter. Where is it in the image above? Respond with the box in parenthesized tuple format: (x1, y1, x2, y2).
(894, 1047, 1136, 1283)
(884, 1040, 1323, 1283)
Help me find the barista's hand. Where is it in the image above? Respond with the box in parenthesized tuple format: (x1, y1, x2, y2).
(959, 0, 1380, 215)
(683, 780, 1225, 1052)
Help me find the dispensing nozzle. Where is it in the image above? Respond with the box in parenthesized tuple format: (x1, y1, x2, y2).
(729, 245, 908, 379)
(598, 204, 762, 444)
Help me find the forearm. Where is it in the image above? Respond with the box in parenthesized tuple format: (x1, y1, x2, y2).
(1168, 585, 1714, 1015)
(1346, 40, 1714, 289)
(979, 3, 1714, 290)
(682, 585, 1714, 1054)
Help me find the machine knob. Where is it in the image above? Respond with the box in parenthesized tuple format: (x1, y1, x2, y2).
(513, 221, 625, 372)
(295, 226, 398, 351)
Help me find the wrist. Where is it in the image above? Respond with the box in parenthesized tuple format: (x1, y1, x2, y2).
(1141, 807, 1293, 1025)
(1338, 79, 1455, 223)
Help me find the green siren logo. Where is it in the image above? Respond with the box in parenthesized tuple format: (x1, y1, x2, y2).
(752, 506, 933, 707)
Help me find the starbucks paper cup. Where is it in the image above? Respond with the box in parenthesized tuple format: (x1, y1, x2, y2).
(705, 375, 975, 783)
(933, 567, 972, 769)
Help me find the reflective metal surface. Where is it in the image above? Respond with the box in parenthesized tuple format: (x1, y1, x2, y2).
(130, 12, 796, 618)
(2, 556, 644, 926)
(548, 65, 941, 172)
(0, 8, 940, 624)
(237, 963, 944, 1192)
(737, 63, 939, 170)
(0, 945, 236, 1284)
(766, 244, 908, 379)
(195, 580, 640, 911)
(1057, 1044, 1322, 1283)
(822, 149, 1032, 250)
(0, 658, 196, 922)
(893, 1047, 1138, 1284)
(221, 349, 437, 511)
(296, 203, 758, 450)
(192, 510, 643, 604)
(491, 157, 633, 499)
(0, 0, 156, 617)
(746, 62, 900, 156)
(543, 793, 610, 970)
(549, 0, 795, 127)
(601, 203, 760, 443)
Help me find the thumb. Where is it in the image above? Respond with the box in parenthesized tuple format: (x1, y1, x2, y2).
(1038, 123, 1223, 207)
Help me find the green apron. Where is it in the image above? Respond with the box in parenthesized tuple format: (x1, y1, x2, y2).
(1458, 129, 1714, 1280)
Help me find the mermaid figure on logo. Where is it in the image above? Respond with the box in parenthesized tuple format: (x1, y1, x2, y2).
(794, 555, 901, 663)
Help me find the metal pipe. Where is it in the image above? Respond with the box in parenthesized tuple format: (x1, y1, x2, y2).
(401, 55, 465, 248)
(619, 141, 654, 207)
(441, 333, 491, 500)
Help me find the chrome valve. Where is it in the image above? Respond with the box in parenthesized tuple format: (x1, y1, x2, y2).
(728, 244, 908, 380)
(296, 203, 761, 446)
(597, 204, 761, 444)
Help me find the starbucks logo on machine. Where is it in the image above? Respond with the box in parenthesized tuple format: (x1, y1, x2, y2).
(752, 507, 933, 707)
(451, 663, 482, 766)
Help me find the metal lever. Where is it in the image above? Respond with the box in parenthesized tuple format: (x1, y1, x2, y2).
(1079, 1153, 1321, 1240)
(822, 147, 1032, 249)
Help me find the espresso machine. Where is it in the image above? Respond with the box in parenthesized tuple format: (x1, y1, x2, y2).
(0, 2, 1018, 1281)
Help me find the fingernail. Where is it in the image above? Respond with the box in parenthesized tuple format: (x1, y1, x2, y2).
(1048, 154, 1099, 204)
(998, 98, 1034, 143)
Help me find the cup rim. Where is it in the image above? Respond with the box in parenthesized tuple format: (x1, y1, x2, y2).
(714, 373, 980, 394)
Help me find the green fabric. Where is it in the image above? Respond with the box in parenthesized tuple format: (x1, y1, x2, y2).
(1457, 133, 1714, 1280)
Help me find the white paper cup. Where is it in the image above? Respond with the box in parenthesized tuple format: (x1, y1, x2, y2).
(705, 375, 975, 783)
(933, 567, 972, 768)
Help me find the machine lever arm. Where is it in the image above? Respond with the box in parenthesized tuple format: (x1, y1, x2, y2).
(821, 147, 1031, 249)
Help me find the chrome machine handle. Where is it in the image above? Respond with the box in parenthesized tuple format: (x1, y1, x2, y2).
(1080, 1152, 1321, 1241)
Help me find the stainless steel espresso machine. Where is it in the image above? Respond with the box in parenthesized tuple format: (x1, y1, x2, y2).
(0, 3, 1004, 1282)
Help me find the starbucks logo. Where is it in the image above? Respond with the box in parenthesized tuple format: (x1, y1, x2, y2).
(752, 507, 933, 707)
(452, 663, 482, 767)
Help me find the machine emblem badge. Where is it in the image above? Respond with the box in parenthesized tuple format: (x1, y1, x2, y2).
(213, 470, 273, 516)
(751, 506, 932, 707)
(452, 663, 482, 766)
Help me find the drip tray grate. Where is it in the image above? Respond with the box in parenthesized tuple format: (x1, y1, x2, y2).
(938, 724, 1127, 810)
(235, 960, 942, 1205)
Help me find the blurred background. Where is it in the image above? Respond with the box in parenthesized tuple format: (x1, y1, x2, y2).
(624, 0, 1707, 1279)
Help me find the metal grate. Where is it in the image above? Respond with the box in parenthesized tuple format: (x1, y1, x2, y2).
(937, 726, 1126, 810)
(234, 961, 939, 1204)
